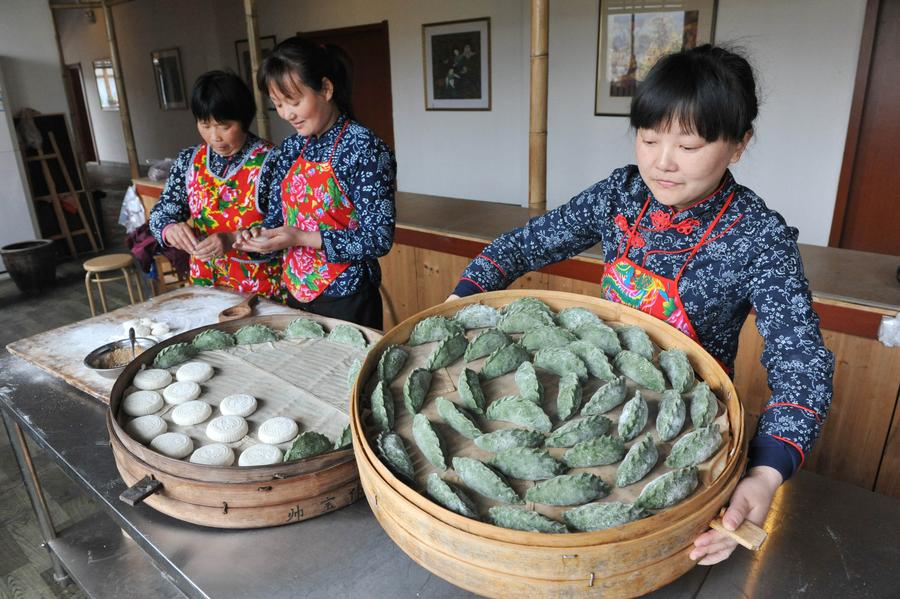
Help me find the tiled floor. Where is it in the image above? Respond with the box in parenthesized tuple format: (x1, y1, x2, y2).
(0, 161, 138, 598)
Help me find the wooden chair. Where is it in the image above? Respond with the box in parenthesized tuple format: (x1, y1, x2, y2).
(83, 253, 144, 316)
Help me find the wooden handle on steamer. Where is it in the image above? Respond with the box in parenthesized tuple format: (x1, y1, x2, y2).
(708, 509, 768, 551)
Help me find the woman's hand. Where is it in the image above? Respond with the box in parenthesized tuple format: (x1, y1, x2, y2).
(233, 227, 321, 253)
(163, 222, 199, 254)
(192, 232, 234, 262)
(690, 465, 782, 565)
(445, 294, 461, 303)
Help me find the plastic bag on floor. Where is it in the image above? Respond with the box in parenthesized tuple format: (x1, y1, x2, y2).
(118, 184, 146, 234)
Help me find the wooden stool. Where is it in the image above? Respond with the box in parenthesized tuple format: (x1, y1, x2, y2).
(83, 253, 144, 316)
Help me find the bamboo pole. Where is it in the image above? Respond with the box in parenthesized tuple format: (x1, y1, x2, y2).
(528, 0, 549, 213)
(100, 0, 140, 179)
(243, 0, 270, 140)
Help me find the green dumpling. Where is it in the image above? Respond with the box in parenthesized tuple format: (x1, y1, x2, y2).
(283, 318, 325, 340)
(153, 342, 197, 368)
(191, 329, 235, 351)
(283, 431, 333, 462)
(327, 324, 368, 348)
(488, 506, 567, 534)
(234, 324, 279, 345)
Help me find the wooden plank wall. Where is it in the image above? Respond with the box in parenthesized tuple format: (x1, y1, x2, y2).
(380, 243, 900, 500)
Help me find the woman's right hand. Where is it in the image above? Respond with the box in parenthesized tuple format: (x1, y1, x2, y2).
(163, 222, 199, 254)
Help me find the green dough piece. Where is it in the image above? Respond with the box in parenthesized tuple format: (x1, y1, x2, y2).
(284, 431, 332, 462)
(490, 447, 565, 480)
(454, 303, 500, 329)
(424, 333, 468, 371)
(514, 361, 543, 405)
(480, 343, 530, 380)
(327, 324, 368, 348)
(569, 340, 615, 381)
(436, 397, 483, 440)
(377, 345, 409, 383)
(503, 296, 554, 317)
(533, 347, 588, 381)
(556, 372, 583, 421)
(580, 376, 627, 415)
(525, 473, 611, 506)
(283, 318, 325, 339)
(347, 358, 363, 390)
(574, 322, 622, 356)
(498, 310, 555, 334)
(153, 342, 197, 368)
(376, 431, 415, 481)
(617, 325, 656, 360)
(409, 316, 464, 346)
(191, 329, 235, 351)
(520, 326, 576, 353)
(488, 506, 567, 534)
(452, 457, 521, 504)
(403, 368, 433, 414)
(370, 381, 394, 433)
(485, 396, 552, 432)
(545, 414, 613, 448)
(618, 391, 649, 442)
(665, 424, 723, 468)
(656, 389, 686, 442)
(616, 436, 659, 487)
(690, 382, 718, 428)
(474, 429, 545, 452)
(234, 324, 279, 345)
(613, 350, 665, 392)
(426, 473, 479, 518)
(635, 467, 699, 509)
(412, 413, 447, 470)
(457, 368, 486, 414)
(563, 434, 626, 468)
(563, 502, 649, 532)
(334, 425, 352, 449)
(557, 307, 603, 332)
(659, 348, 694, 393)
(464, 328, 512, 362)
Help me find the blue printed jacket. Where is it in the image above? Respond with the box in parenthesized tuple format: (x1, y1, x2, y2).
(262, 114, 397, 298)
(454, 166, 835, 481)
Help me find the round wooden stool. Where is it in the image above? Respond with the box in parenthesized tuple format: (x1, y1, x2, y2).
(83, 253, 144, 316)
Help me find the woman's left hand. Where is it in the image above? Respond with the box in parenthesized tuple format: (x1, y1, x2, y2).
(690, 465, 782, 565)
(233, 227, 321, 253)
(192, 232, 234, 261)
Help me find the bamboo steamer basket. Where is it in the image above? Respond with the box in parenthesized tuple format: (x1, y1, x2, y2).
(108, 313, 379, 529)
(350, 291, 746, 597)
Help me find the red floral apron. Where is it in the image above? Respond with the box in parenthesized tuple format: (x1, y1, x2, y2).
(280, 121, 358, 302)
(186, 142, 284, 300)
(601, 192, 734, 342)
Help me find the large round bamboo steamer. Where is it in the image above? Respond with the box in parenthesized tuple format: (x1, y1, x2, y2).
(350, 290, 746, 597)
(108, 313, 378, 529)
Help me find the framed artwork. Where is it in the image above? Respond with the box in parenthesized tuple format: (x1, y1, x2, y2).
(594, 0, 717, 116)
(422, 17, 491, 111)
(235, 35, 276, 90)
(150, 48, 187, 110)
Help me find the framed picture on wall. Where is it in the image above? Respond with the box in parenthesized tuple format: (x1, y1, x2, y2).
(150, 48, 187, 110)
(595, 0, 717, 116)
(235, 36, 276, 90)
(422, 17, 491, 111)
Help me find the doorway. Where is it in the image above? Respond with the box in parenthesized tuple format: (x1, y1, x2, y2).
(300, 21, 395, 148)
(830, 0, 900, 255)
(65, 63, 97, 163)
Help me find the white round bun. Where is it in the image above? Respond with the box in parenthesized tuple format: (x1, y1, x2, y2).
(238, 444, 283, 466)
(133, 368, 172, 390)
(257, 417, 299, 445)
(149, 432, 193, 459)
(171, 400, 212, 426)
(219, 393, 258, 417)
(189, 443, 235, 466)
(206, 415, 249, 443)
(150, 322, 170, 336)
(162, 381, 201, 405)
(122, 390, 164, 417)
(175, 361, 214, 383)
(125, 415, 167, 444)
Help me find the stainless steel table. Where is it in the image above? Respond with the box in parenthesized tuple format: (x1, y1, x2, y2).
(2, 352, 898, 599)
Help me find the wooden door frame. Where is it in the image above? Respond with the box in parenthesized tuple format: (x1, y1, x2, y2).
(829, 0, 881, 247)
(65, 62, 99, 164)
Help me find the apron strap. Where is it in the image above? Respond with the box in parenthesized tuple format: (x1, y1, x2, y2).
(675, 191, 735, 282)
(328, 120, 350, 165)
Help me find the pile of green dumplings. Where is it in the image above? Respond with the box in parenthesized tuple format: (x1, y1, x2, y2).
(368, 298, 727, 534)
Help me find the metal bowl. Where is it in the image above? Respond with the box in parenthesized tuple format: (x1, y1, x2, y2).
(84, 337, 158, 379)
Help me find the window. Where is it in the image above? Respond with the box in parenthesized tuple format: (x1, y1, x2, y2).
(93, 59, 119, 111)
